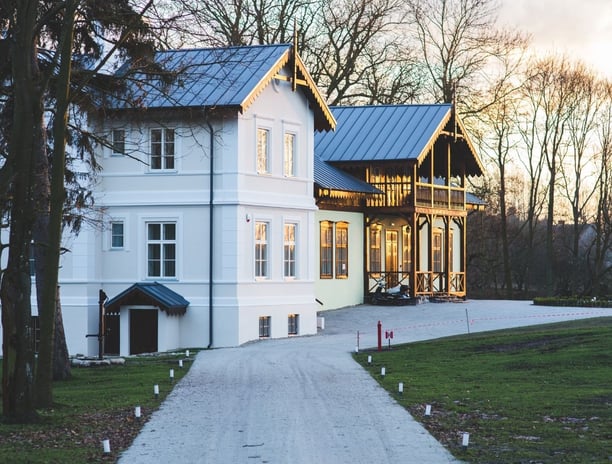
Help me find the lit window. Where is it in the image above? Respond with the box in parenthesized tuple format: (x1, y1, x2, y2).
(335, 222, 348, 278)
(402, 226, 411, 273)
(256, 128, 269, 174)
(320, 221, 333, 278)
(284, 223, 296, 278)
(370, 227, 381, 274)
(433, 230, 442, 273)
(147, 222, 176, 278)
(284, 132, 295, 177)
(255, 222, 269, 277)
(112, 129, 125, 155)
(151, 128, 175, 170)
(259, 316, 271, 337)
(111, 222, 124, 249)
(288, 314, 299, 335)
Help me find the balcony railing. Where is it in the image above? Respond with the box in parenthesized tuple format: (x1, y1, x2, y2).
(366, 181, 465, 209)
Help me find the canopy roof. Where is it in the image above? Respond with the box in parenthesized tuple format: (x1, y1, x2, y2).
(105, 282, 189, 316)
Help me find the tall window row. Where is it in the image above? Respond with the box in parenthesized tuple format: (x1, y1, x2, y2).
(320, 221, 349, 279)
(255, 221, 299, 279)
(256, 126, 297, 177)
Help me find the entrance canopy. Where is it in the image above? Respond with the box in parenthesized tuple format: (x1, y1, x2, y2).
(105, 282, 189, 316)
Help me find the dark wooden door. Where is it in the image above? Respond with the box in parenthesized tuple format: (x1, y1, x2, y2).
(129, 309, 158, 355)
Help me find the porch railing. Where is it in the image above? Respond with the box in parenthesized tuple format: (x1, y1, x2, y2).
(367, 271, 466, 296)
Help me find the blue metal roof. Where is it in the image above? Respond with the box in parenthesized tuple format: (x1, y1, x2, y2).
(314, 104, 452, 163)
(113, 44, 290, 109)
(314, 156, 381, 193)
(109, 44, 335, 131)
(105, 282, 189, 315)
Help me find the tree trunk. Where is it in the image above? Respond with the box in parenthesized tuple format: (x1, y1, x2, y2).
(1, 0, 41, 423)
(34, 0, 76, 408)
(53, 287, 71, 381)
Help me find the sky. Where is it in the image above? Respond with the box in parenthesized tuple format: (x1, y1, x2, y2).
(499, 0, 612, 78)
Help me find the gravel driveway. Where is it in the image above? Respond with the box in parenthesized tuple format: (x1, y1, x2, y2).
(118, 300, 612, 464)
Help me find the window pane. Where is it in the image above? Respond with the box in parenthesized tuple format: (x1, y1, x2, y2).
(257, 128, 269, 174)
(284, 133, 295, 176)
(320, 222, 333, 278)
(284, 223, 296, 278)
(255, 222, 268, 277)
(112, 129, 125, 155)
(163, 223, 176, 240)
(148, 223, 161, 240)
(336, 223, 348, 278)
(111, 222, 124, 248)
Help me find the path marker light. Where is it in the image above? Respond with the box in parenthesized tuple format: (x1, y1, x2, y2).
(102, 439, 111, 454)
(425, 404, 432, 416)
(135, 406, 141, 419)
(154, 384, 159, 399)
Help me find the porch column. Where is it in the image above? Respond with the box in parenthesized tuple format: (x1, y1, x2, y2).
(410, 213, 417, 298)
(444, 216, 451, 294)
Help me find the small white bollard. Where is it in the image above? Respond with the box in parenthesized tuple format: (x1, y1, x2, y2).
(185, 349, 190, 357)
(367, 355, 372, 364)
(170, 369, 175, 382)
(381, 367, 386, 377)
(425, 404, 432, 416)
(102, 439, 111, 454)
(355, 346, 359, 353)
(462, 432, 470, 449)
(134, 406, 141, 418)
(154, 384, 159, 399)
(398, 382, 403, 394)
(179, 359, 183, 368)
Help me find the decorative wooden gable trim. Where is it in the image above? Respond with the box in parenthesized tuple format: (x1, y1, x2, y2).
(240, 46, 336, 132)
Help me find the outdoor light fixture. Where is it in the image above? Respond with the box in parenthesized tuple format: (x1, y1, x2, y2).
(135, 406, 141, 418)
(102, 439, 111, 454)
(154, 384, 159, 399)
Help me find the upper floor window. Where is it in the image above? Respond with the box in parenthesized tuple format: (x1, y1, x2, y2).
(335, 222, 348, 278)
(112, 129, 125, 155)
(111, 221, 124, 249)
(147, 222, 176, 278)
(284, 132, 295, 177)
(151, 128, 175, 170)
(255, 221, 269, 278)
(284, 223, 296, 278)
(256, 128, 269, 174)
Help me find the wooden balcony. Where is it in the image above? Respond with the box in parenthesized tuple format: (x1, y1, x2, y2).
(366, 181, 465, 210)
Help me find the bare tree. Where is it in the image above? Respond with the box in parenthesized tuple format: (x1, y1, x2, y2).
(559, 64, 601, 293)
(405, 0, 528, 108)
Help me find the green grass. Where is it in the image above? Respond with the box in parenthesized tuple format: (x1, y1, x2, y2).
(0, 352, 198, 463)
(354, 318, 612, 463)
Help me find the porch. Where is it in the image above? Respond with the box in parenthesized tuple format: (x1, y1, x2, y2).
(366, 270, 466, 298)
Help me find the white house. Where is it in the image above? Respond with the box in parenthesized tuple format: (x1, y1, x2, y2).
(1, 44, 485, 358)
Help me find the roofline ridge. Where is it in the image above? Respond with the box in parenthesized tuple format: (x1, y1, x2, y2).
(157, 43, 291, 55)
(330, 103, 452, 109)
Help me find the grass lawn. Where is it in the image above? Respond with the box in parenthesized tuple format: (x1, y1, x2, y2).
(0, 352, 197, 463)
(354, 318, 612, 463)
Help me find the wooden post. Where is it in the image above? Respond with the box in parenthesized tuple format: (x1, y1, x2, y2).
(98, 289, 107, 360)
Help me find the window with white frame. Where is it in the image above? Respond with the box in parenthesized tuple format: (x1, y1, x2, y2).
(150, 128, 175, 170)
(255, 221, 269, 278)
(112, 129, 125, 155)
(256, 128, 269, 174)
(147, 222, 176, 278)
(111, 221, 124, 249)
(283, 223, 296, 278)
(283, 132, 295, 177)
(259, 316, 271, 337)
(288, 314, 299, 335)
(335, 222, 348, 278)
